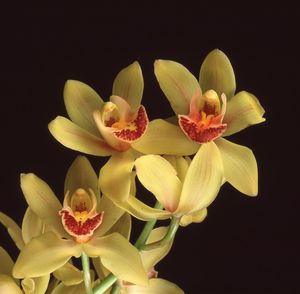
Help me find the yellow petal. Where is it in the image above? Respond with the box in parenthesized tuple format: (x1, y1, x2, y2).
(48, 116, 115, 156)
(20, 173, 67, 238)
(0, 212, 24, 250)
(180, 208, 207, 227)
(99, 152, 135, 202)
(0, 247, 14, 276)
(53, 263, 83, 286)
(64, 155, 99, 198)
(32, 275, 50, 294)
(154, 60, 200, 114)
(63, 80, 104, 136)
(13, 232, 81, 278)
(22, 207, 44, 244)
(105, 212, 132, 240)
(48, 280, 86, 294)
(21, 278, 35, 294)
(223, 91, 265, 136)
(112, 61, 144, 112)
(163, 155, 190, 183)
(123, 278, 184, 294)
(176, 142, 223, 215)
(135, 155, 182, 212)
(131, 119, 199, 155)
(0, 274, 23, 294)
(83, 233, 148, 286)
(216, 138, 258, 196)
(199, 49, 236, 99)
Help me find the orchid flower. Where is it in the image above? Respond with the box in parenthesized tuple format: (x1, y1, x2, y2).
(132, 49, 265, 196)
(48, 61, 148, 156)
(12, 156, 148, 287)
(100, 145, 222, 223)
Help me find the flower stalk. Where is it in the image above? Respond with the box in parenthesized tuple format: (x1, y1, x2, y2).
(81, 252, 93, 294)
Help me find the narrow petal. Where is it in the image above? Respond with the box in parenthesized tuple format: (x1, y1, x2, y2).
(105, 212, 132, 239)
(0, 247, 14, 276)
(50, 282, 87, 294)
(64, 156, 99, 199)
(180, 208, 207, 227)
(21, 278, 35, 294)
(49, 116, 115, 156)
(112, 61, 144, 112)
(124, 278, 184, 294)
(22, 207, 44, 244)
(64, 80, 104, 136)
(216, 138, 258, 196)
(0, 275, 23, 294)
(20, 173, 67, 238)
(53, 263, 83, 286)
(99, 152, 135, 202)
(199, 49, 236, 99)
(177, 142, 223, 215)
(33, 275, 51, 294)
(131, 119, 199, 155)
(135, 155, 182, 212)
(0, 212, 24, 250)
(223, 91, 265, 136)
(13, 232, 81, 278)
(154, 59, 200, 114)
(84, 233, 148, 286)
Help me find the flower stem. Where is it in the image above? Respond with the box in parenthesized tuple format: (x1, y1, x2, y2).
(93, 273, 118, 294)
(142, 216, 180, 251)
(110, 284, 121, 294)
(81, 252, 93, 294)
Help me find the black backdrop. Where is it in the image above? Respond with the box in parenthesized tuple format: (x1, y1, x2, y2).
(1, 2, 299, 293)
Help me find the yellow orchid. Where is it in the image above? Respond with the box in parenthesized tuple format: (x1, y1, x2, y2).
(48, 61, 148, 156)
(12, 156, 148, 287)
(100, 145, 222, 223)
(132, 49, 265, 196)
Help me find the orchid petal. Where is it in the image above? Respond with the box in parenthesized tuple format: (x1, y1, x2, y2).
(123, 278, 184, 294)
(105, 212, 132, 239)
(177, 142, 223, 215)
(0, 275, 23, 294)
(110, 95, 132, 121)
(22, 207, 44, 244)
(112, 61, 144, 112)
(53, 263, 83, 286)
(64, 156, 99, 199)
(163, 155, 190, 183)
(51, 282, 87, 294)
(135, 155, 182, 212)
(154, 59, 200, 114)
(21, 278, 35, 294)
(83, 233, 148, 286)
(13, 232, 81, 278)
(64, 80, 104, 136)
(20, 173, 67, 238)
(132, 119, 199, 155)
(199, 49, 236, 99)
(180, 208, 207, 227)
(0, 212, 24, 250)
(49, 116, 115, 156)
(216, 138, 258, 196)
(223, 91, 265, 136)
(99, 152, 134, 202)
(32, 275, 50, 294)
(0, 247, 14, 276)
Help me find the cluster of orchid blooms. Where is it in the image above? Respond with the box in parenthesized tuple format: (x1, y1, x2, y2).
(0, 49, 265, 294)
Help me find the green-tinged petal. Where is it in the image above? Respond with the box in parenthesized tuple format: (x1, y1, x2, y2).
(22, 207, 44, 244)
(53, 263, 83, 286)
(177, 142, 223, 215)
(216, 138, 258, 196)
(0, 247, 14, 276)
(223, 91, 265, 136)
(32, 275, 50, 294)
(112, 61, 144, 112)
(95, 195, 125, 237)
(20, 173, 67, 238)
(118, 195, 171, 221)
(48, 116, 115, 156)
(154, 59, 200, 115)
(21, 278, 34, 294)
(0, 274, 23, 294)
(135, 155, 182, 212)
(140, 227, 172, 272)
(132, 119, 199, 155)
(64, 156, 99, 198)
(180, 208, 207, 227)
(105, 212, 132, 240)
(0, 212, 24, 250)
(199, 49, 236, 99)
(64, 80, 104, 136)
(13, 232, 81, 278)
(83, 233, 148, 286)
(99, 152, 134, 202)
(123, 278, 184, 294)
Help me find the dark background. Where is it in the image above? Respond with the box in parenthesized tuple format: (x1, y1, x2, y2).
(1, 2, 299, 293)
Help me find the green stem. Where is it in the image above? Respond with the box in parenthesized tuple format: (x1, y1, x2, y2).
(110, 284, 121, 294)
(81, 252, 93, 294)
(93, 273, 118, 294)
(142, 216, 180, 251)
